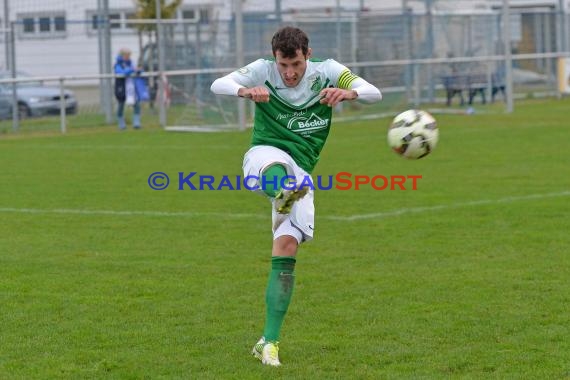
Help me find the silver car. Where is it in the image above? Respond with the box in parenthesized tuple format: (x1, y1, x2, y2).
(0, 71, 78, 118)
(0, 92, 12, 120)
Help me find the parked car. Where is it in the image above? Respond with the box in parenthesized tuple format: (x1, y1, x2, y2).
(0, 92, 12, 120)
(0, 71, 78, 119)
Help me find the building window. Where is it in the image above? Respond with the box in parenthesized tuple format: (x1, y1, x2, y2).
(39, 17, 51, 32)
(23, 18, 35, 33)
(182, 10, 197, 21)
(87, 10, 140, 34)
(199, 9, 209, 24)
(109, 13, 121, 29)
(91, 15, 99, 30)
(18, 13, 66, 38)
(125, 12, 137, 29)
(178, 7, 210, 24)
(54, 16, 66, 32)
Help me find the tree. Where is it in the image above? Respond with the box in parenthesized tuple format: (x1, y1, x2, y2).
(132, 0, 182, 106)
(133, 0, 182, 32)
(132, 0, 182, 65)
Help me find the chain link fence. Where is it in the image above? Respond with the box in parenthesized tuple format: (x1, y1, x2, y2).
(0, 4, 568, 134)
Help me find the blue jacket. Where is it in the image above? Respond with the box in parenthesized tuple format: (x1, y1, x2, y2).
(114, 54, 135, 76)
(114, 54, 135, 101)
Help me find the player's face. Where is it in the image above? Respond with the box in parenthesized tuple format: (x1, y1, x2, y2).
(275, 49, 310, 88)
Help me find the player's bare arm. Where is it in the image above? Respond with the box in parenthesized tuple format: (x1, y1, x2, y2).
(238, 86, 270, 103)
(319, 75, 381, 107)
(319, 88, 358, 107)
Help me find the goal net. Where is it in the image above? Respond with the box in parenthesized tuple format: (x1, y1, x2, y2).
(163, 70, 251, 132)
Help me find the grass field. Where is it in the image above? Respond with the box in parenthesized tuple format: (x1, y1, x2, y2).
(1, 98, 569, 379)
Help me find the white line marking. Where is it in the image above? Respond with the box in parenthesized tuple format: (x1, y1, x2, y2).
(0, 207, 265, 219)
(0, 144, 237, 151)
(0, 191, 568, 222)
(326, 191, 570, 221)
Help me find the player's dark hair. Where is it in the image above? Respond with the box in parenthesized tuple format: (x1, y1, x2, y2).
(271, 26, 309, 58)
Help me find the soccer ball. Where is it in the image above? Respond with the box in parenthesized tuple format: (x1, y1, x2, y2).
(387, 109, 439, 159)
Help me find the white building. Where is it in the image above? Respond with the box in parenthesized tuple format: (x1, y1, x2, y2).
(1, 0, 218, 77)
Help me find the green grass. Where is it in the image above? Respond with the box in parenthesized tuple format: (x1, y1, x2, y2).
(0, 102, 228, 135)
(1, 98, 569, 379)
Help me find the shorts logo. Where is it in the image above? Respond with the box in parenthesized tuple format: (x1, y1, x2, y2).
(237, 67, 249, 75)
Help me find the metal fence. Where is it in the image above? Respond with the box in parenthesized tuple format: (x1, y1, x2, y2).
(0, 4, 569, 134)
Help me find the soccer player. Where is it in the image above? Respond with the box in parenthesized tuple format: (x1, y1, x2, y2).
(210, 26, 382, 366)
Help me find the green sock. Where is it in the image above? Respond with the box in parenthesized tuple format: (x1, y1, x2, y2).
(261, 164, 287, 198)
(263, 256, 296, 342)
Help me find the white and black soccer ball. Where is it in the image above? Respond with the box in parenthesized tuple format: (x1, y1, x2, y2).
(387, 109, 439, 159)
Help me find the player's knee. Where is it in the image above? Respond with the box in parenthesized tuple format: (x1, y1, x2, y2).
(273, 235, 299, 256)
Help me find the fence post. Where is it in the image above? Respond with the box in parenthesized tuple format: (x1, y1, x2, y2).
(97, 0, 104, 116)
(235, 0, 246, 131)
(413, 64, 421, 107)
(59, 77, 67, 134)
(556, 0, 568, 53)
(426, 0, 435, 103)
(557, 0, 567, 98)
(3, 0, 10, 71)
(560, 0, 570, 53)
(102, 0, 113, 124)
(10, 21, 18, 132)
(502, 0, 514, 113)
(403, 1, 414, 104)
(156, 2, 167, 128)
(486, 62, 493, 103)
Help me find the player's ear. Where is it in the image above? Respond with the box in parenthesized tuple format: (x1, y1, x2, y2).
(306, 48, 312, 59)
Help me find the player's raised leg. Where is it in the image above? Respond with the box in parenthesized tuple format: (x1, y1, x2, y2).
(274, 186, 309, 214)
(261, 162, 309, 215)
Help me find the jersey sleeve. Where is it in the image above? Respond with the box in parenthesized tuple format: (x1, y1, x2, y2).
(324, 59, 360, 90)
(323, 59, 382, 103)
(226, 59, 271, 88)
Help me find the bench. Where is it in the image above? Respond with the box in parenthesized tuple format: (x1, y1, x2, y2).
(441, 74, 488, 106)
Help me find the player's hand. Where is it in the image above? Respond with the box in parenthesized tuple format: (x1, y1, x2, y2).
(319, 88, 358, 107)
(239, 87, 270, 103)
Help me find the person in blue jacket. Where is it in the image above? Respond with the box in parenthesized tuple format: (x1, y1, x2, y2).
(114, 48, 141, 130)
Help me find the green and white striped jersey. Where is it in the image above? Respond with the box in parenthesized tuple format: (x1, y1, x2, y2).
(229, 58, 360, 173)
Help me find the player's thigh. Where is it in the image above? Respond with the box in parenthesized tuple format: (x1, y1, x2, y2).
(242, 145, 303, 190)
